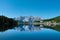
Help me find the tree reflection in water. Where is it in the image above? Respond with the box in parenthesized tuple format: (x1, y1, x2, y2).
(0, 24, 60, 32)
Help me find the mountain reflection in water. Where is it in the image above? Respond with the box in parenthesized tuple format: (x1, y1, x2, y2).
(0, 24, 60, 32)
(14, 25, 43, 32)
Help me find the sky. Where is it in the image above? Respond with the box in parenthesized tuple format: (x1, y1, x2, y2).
(0, 0, 60, 19)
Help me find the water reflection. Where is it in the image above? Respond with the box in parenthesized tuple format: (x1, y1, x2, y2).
(0, 24, 60, 32)
(14, 25, 43, 32)
(0, 26, 17, 32)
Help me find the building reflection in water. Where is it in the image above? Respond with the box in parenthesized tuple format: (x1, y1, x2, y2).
(14, 25, 44, 32)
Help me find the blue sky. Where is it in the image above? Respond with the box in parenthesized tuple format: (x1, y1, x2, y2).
(0, 0, 60, 19)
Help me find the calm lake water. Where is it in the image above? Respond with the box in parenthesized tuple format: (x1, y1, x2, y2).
(0, 25, 60, 40)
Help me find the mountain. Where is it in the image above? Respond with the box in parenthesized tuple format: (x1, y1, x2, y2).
(43, 16, 60, 23)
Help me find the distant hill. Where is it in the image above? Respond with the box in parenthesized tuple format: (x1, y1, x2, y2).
(43, 16, 60, 23)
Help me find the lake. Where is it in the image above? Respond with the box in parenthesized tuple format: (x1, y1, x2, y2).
(0, 25, 60, 40)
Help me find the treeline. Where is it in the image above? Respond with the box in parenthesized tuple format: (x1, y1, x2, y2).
(0, 16, 18, 32)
